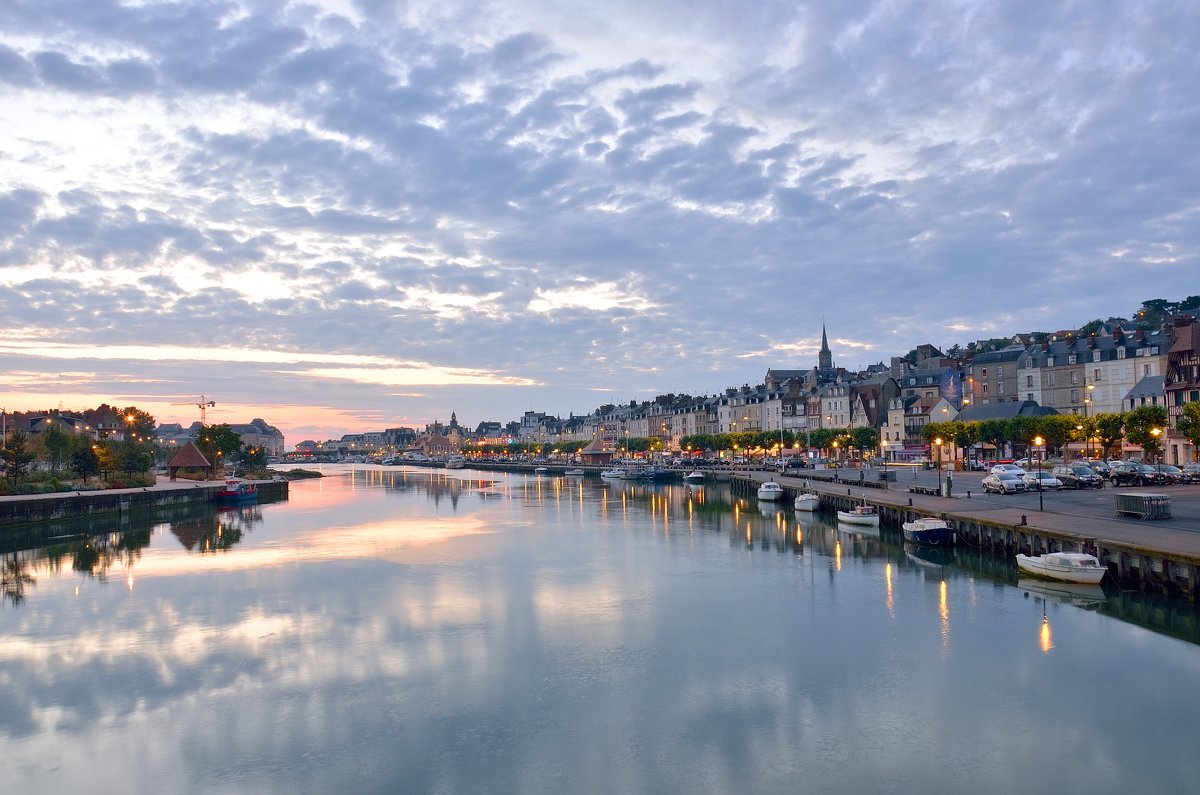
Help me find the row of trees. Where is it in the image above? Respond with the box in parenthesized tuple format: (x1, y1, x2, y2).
(920, 404, 1195, 462)
(1, 412, 266, 494)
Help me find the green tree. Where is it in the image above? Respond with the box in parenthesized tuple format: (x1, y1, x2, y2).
(42, 424, 74, 472)
(196, 424, 244, 476)
(1124, 405, 1170, 461)
(849, 426, 879, 458)
(72, 446, 100, 483)
(1039, 415, 1079, 458)
(2, 431, 36, 486)
(1094, 413, 1126, 459)
(977, 419, 1010, 460)
(1177, 402, 1200, 461)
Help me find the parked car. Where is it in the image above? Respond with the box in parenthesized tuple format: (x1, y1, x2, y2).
(1156, 465, 1190, 485)
(1081, 459, 1111, 477)
(1052, 464, 1104, 489)
(1111, 462, 1170, 487)
(983, 472, 1027, 494)
(1013, 458, 1030, 469)
(1183, 463, 1200, 482)
(990, 463, 1027, 477)
(966, 459, 988, 471)
(1022, 471, 1063, 490)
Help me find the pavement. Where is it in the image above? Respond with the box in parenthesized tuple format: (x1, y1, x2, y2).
(756, 464, 1200, 561)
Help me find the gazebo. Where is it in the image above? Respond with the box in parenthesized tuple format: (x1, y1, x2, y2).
(167, 441, 212, 481)
(579, 437, 614, 466)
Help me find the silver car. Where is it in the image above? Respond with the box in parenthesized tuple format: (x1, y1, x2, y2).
(983, 472, 1027, 494)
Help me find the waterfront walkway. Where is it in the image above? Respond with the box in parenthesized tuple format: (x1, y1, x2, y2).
(745, 469, 1200, 562)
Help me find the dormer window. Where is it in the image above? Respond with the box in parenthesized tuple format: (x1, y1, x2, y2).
(1117, 347, 1126, 359)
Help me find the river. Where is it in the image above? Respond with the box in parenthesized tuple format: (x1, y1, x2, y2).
(2, 465, 1198, 793)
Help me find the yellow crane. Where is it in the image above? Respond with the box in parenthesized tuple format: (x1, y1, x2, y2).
(172, 396, 216, 425)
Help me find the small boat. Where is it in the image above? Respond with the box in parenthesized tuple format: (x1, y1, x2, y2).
(793, 492, 820, 511)
(600, 468, 625, 479)
(639, 466, 672, 481)
(533, 466, 550, 475)
(837, 501, 879, 526)
(902, 517, 955, 546)
(564, 468, 585, 477)
(684, 470, 705, 483)
(757, 481, 785, 501)
(1015, 552, 1107, 584)
(445, 454, 467, 469)
(620, 466, 644, 480)
(214, 478, 258, 502)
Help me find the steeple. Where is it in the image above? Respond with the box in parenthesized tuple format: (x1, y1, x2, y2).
(818, 323, 833, 371)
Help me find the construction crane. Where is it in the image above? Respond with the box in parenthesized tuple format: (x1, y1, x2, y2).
(172, 396, 216, 425)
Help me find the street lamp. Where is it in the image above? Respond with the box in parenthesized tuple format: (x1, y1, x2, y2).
(1033, 435, 1045, 511)
(1150, 427, 1162, 471)
(934, 437, 943, 495)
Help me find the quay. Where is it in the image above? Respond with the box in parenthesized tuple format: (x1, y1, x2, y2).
(0, 477, 289, 529)
(730, 470, 1200, 598)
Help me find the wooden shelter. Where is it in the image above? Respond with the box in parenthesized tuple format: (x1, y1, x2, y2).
(167, 441, 212, 481)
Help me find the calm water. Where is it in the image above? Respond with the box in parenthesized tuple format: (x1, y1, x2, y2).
(3, 465, 1200, 794)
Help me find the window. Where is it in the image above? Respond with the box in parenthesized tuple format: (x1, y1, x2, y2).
(1068, 354, 1077, 364)
(1027, 393, 1034, 401)
(1026, 375, 1033, 387)
(1071, 372, 1079, 385)
(1117, 347, 1126, 359)
(1047, 356, 1054, 366)
(1144, 364, 1152, 376)
(1071, 389, 1079, 403)
(981, 383, 989, 395)
(981, 368, 988, 377)
(1093, 368, 1101, 382)
(1048, 373, 1055, 386)
(1092, 351, 1101, 362)
(998, 381, 1004, 394)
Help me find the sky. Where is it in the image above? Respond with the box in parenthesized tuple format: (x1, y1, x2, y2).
(1, 0, 1197, 447)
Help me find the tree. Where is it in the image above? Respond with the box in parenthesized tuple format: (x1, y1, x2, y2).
(977, 419, 1010, 460)
(1124, 405, 1169, 462)
(72, 446, 100, 483)
(42, 423, 74, 472)
(1177, 402, 1200, 461)
(196, 424, 244, 475)
(1094, 413, 1126, 459)
(849, 426, 879, 457)
(1039, 415, 1079, 457)
(2, 431, 36, 486)
(1007, 415, 1043, 451)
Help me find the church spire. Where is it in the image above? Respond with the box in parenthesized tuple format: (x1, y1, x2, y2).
(818, 323, 833, 371)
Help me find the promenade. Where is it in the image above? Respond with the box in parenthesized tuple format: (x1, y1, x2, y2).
(738, 465, 1200, 595)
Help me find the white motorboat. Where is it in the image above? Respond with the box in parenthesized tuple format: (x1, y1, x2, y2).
(1015, 552, 1107, 584)
(757, 481, 785, 501)
(684, 470, 705, 483)
(793, 492, 820, 511)
(600, 468, 625, 479)
(446, 454, 467, 469)
(837, 502, 879, 526)
(564, 468, 585, 477)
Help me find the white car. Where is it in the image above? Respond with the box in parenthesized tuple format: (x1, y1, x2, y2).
(1022, 471, 1062, 490)
(990, 463, 1027, 477)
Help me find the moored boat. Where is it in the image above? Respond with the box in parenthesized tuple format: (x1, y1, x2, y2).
(446, 454, 467, 469)
(564, 468, 585, 477)
(901, 516, 955, 546)
(214, 478, 258, 502)
(600, 468, 624, 479)
(684, 470, 705, 483)
(837, 501, 879, 526)
(793, 492, 820, 511)
(1015, 552, 1107, 584)
(533, 466, 550, 475)
(757, 481, 785, 501)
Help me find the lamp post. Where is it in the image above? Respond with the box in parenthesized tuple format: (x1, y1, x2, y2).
(1083, 381, 1095, 458)
(934, 437, 943, 495)
(1034, 435, 1045, 511)
(1151, 427, 1162, 472)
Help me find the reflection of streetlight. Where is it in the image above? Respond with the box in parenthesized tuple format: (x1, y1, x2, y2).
(1033, 435, 1045, 511)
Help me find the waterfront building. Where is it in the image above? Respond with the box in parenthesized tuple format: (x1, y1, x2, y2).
(966, 346, 1024, 406)
(1165, 316, 1200, 464)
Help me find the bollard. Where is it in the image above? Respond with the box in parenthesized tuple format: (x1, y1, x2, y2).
(966, 490, 971, 499)
(847, 488, 851, 495)
(907, 497, 912, 506)
(1020, 515, 1027, 526)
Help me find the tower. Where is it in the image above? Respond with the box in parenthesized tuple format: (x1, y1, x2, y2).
(818, 324, 833, 371)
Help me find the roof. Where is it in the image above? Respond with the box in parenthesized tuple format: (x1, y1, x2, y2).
(1123, 375, 1165, 401)
(167, 441, 211, 468)
(958, 400, 1058, 422)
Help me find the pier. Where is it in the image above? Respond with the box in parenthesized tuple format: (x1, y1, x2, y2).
(731, 471, 1200, 598)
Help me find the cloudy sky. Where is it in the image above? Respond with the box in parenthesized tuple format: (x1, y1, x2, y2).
(1, 0, 1196, 445)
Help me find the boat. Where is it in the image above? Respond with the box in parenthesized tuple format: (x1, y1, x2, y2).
(620, 466, 644, 480)
(837, 501, 879, 526)
(639, 466, 672, 481)
(684, 470, 705, 483)
(757, 481, 785, 501)
(214, 478, 258, 502)
(901, 517, 955, 546)
(1015, 552, 1108, 584)
(445, 454, 467, 469)
(793, 492, 820, 511)
(564, 468, 585, 477)
(533, 466, 550, 475)
(600, 468, 624, 479)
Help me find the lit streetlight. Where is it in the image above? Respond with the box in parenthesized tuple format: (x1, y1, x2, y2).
(1034, 435, 1045, 511)
(934, 436, 943, 495)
